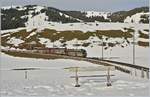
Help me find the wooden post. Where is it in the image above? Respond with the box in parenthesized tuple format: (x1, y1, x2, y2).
(146, 70, 149, 79)
(25, 71, 28, 79)
(130, 69, 133, 76)
(135, 69, 137, 76)
(141, 68, 144, 78)
(106, 67, 112, 86)
(75, 67, 80, 87)
(102, 37, 104, 60)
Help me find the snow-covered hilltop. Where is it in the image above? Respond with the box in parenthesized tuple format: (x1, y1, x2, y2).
(1, 5, 149, 30)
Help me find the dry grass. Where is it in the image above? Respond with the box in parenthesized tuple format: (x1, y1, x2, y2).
(2, 50, 61, 59)
(138, 41, 149, 47)
(139, 31, 149, 39)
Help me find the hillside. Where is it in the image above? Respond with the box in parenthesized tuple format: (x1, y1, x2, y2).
(109, 7, 149, 23)
(1, 22, 149, 50)
(1, 5, 149, 30)
(1, 5, 149, 66)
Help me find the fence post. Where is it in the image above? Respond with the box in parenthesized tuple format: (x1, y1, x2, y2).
(146, 70, 149, 79)
(107, 67, 112, 86)
(130, 69, 133, 76)
(141, 68, 144, 78)
(102, 37, 104, 60)
(25, 71, 28, 79)
(135, 69, 137, 76)
(75, 67, 80, 87)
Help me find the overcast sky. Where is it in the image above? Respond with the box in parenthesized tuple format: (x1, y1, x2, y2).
(1, 0, 149, 12)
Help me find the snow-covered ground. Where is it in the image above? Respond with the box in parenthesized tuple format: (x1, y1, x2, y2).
(83, 45, 149, 68)
(0, 53, 149, 96)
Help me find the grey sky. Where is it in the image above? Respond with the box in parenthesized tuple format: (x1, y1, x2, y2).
(0, 0, 149, 12)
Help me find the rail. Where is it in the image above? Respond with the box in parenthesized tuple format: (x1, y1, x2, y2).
(102, 59, 149, 71)
(2, 49, 149, 75)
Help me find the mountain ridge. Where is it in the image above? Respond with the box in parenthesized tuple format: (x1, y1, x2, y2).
(1, 5, 149, 30)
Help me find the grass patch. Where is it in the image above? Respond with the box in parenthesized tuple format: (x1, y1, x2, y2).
(2, 50, 62, 59)
(108, 43, 115, 47)
(39, 29, 57, 41)
(10, 29, 37, 40)
(138, 41, 149, 47)
(139, 31, 149, 39)
(124, 28, 135, 32)
(39, 29, 133, 41)
(10, 29, 28, 39)
(18, 42, 45, 49)
(96, 30, 133, 38)
(82, 42, 91, 47)
(57, 30, 94, 41)
(143, 29, 149, 32)
(1, 36, 10, 47)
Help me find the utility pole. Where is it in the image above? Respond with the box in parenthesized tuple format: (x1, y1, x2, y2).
(75, 39, 78, 56)
(11, 1, 12, 9)
(106, 67, 112, 86)
(133, 30, 137, 76)
(102, 36, 104, 60)
(75, 67, 80, 87)
(133, 31, 135, 65)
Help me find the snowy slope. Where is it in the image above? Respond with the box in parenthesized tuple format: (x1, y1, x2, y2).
(25, 12, 49, 31)
(124, 12, 150, 23)
(0, 53, 149, 96)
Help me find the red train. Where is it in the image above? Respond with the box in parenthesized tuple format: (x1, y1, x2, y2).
(34, 47, 87, 58)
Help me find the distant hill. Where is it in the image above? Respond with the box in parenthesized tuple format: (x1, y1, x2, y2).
(109, 7, 149, 23)
(1, 5, 149, 30)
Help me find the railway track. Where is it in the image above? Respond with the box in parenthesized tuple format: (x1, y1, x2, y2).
(102, 60, 149, 71)
(1, 49, 149, 74)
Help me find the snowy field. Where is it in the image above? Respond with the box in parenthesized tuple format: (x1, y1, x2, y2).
(83, 45, 150, 68)
(0, 53, 149, 96)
